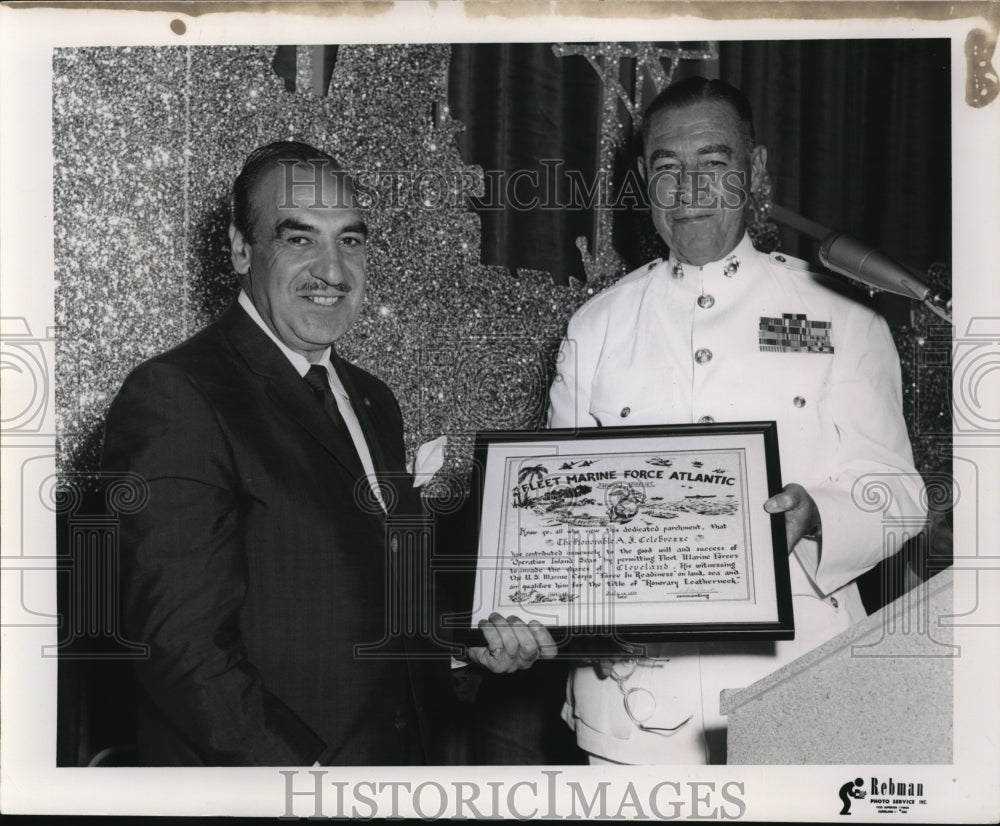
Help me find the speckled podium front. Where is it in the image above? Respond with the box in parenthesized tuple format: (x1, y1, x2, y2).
(721, 569, 953, 764)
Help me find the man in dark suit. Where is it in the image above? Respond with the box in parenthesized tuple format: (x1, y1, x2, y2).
(102, 141, 553, 766)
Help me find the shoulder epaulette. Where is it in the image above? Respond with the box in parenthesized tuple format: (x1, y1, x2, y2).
(769, 251, 812, 271)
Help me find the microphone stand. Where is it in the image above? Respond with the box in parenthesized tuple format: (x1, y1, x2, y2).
(768, 203, 952, 324)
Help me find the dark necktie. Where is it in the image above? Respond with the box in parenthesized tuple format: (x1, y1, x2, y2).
(303, 364, 363, 468)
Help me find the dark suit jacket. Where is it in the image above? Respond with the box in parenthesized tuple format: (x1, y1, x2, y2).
(102, 301, 445, 766)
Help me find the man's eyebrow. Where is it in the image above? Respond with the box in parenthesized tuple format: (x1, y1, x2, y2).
(274, 218, 318, 236)
(343, 220, 368, 238)
(648, 148, 679, 162)
(272, 218, 368, 238)
(697, 143, 734, 156)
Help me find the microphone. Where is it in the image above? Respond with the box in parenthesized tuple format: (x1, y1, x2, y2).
(818, 233, 952, 323)
(818, 232, 928, 300)
(768, 204, 952, 323)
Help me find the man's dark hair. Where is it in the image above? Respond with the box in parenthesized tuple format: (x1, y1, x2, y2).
(231, 140, 342, 243)
(639, 76, 756, 154)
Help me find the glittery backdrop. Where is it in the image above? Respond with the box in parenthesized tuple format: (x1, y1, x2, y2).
(53, 45, 949, 490)
(54, 45, 592, 490)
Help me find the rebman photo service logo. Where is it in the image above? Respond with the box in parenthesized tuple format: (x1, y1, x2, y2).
(839, 776, 927, 816)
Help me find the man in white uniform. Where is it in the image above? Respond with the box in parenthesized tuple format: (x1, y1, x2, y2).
(547, 77, 926, 764)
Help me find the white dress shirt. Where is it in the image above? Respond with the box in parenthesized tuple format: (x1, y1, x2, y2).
(238, 290, 386, 512)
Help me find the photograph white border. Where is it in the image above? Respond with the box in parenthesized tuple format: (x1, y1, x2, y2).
(2, 1, 998, 821)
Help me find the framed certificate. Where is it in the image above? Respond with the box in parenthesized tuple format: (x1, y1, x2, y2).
(460, 422, 793, 646)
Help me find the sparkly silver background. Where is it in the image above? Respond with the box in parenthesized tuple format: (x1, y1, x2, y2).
(53, 45, 592, 487)
(53, 45, 948, 488)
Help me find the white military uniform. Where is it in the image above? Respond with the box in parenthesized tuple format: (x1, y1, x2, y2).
(547, 233, 926, 764)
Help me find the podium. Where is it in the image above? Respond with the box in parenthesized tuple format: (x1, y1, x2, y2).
(720, 569, 954, 764)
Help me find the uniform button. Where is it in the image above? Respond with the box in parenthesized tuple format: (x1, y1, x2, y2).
(793, 396, 806, 408)
(697, 293, 715, 309)
(694, 348, 713, 365)
(620, 407, 631, 418)
(775, 254, 786, 263)
(698, 415, 715, 423)
(830, 597, 839, 609)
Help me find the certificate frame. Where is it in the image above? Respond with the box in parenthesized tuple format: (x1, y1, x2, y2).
(458, 421, 794, 647)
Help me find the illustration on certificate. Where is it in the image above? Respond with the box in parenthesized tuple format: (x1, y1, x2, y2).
(495, 449, 757, 614)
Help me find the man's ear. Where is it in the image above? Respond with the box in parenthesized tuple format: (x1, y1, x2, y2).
(637, 154, 647, 183)
(229, 223, 251, 276)
(750, 144, 768, 195)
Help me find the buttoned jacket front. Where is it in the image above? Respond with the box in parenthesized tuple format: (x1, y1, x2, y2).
(547, 234, 926, 763)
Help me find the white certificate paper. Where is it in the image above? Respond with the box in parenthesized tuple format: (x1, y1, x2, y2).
(471, 426, 789, 637)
